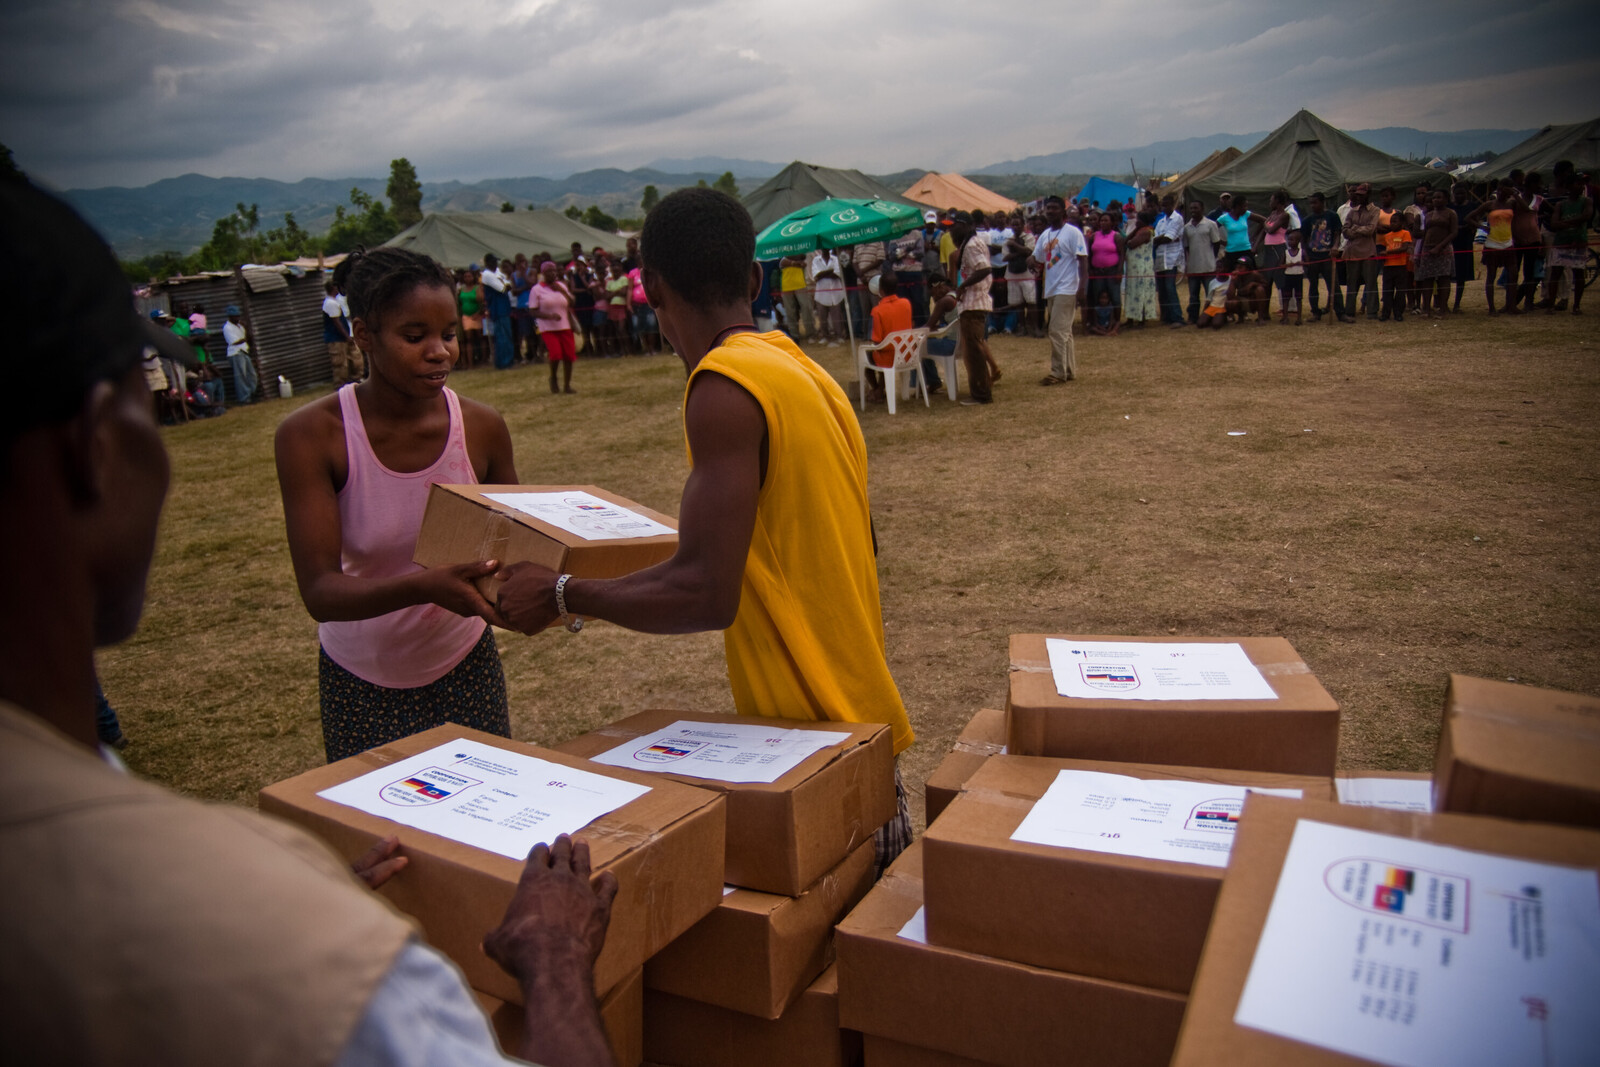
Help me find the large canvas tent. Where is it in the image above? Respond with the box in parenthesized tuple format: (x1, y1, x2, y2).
(1073, 176, 1141, 208)
(742, 161, 920, 232)
(1189, 110, 1441, 208)
(1169, 147, 1242, 200)
(901, 172, 1018, 214)
(385, 210, 623, 268)
(1476, 118, 1600, 182)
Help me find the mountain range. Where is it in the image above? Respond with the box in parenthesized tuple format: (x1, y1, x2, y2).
(974, 127, 1535, 178)
(63, 126, 1533, 258)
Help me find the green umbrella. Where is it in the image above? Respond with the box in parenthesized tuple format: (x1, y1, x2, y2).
(753, 197, 925, 259)
(754, 198, 925, 356)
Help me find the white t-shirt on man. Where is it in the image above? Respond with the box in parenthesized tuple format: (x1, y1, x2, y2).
(1035, 223, 1088, 298)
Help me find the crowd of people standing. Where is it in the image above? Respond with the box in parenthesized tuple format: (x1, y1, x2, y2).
(760, 162, 1594, 406)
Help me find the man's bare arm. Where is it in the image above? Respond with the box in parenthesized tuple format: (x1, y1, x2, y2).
(495, 372, 763, 634)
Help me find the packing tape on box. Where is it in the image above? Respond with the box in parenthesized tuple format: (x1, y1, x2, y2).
(1256, 660, 1311, 677)
(475, 512, 514, 564)
(953, 738, 1005, 757)
(1009, 658, 1051, 673)
(1452, 704, 1600, 742)
(874, 867, 922, 904)
(956, 785, 1039, 812)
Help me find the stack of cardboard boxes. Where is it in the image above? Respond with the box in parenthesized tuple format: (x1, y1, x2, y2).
(889, 638, 1600, 1066)
(254, 599, 1600, 1066)
(838, 634, 1340, 1066)
(555, 710, 896, 1067)
(1169, 673, 1600, 1064)
(259, 725, 728, 1065)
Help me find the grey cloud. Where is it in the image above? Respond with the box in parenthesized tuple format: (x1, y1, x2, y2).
(4, 0, 1595, 190)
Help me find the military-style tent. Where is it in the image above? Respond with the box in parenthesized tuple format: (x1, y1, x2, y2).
(742, 162, 921, 232)
(1072, 176, 1142, 208)
(1475, 118, 1600, 182)
(384, 210, 623, 268)
(1189, 110, 1441, 208)
(1169, 147, 1243, 201)
(901, 172, 1018, 214)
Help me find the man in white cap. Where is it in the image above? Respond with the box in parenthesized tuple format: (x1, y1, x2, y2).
(222, 304, 259, 403)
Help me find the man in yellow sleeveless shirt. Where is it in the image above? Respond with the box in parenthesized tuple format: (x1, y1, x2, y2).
(498, 188, 914, 870)
(0, 177, 616, 1067)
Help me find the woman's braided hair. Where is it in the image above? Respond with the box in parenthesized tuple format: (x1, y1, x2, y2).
(332, 246, 454, 330)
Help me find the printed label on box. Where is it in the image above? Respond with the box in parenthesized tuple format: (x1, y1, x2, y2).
(483, 490, 675, 542)
(1009, 770, 1301, 868)
(318, 738, 651, 860)
(1235, 820, 1600, 1066)
(1045, 639, 1278, 701)
(591, 719, 851, 785)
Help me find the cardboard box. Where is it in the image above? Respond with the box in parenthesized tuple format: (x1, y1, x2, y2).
(863, 1035, 996, 1067)
(643, 963, 861, 1067)
(1171, 796, 1600, 1066)
(835, 841, 1186, 1067)
(1005, 634, 1339, 776)
(556, 709, 896, 895)
(645, 841, 876, 1019)
(259, 725, 724, 1003)
(923, 708, 1006, 825)
(412, 483, 679, 601)
(475, 967, 644, 1067)
(921, 755, 1334, 992)
(1434, 673, 1600, 829)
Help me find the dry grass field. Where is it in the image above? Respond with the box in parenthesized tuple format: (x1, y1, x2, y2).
(101, 295, 1600, 831)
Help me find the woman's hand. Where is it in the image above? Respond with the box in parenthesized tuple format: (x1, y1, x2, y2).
(414, 560, 507, 626)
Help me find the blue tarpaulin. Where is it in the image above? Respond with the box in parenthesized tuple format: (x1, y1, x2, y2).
(1073, 176, 1142, 209)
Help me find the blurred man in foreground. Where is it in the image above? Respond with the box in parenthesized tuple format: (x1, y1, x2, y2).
(0, 176, 617, 1067)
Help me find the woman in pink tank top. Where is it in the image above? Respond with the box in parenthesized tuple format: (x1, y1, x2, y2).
(275, 248, 520, 761)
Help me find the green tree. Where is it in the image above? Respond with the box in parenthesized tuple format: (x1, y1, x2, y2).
(640, 184, 660, 213)
(713, 171, 740, 197)
(325, 186, 400, 254)
(500, 201, 515, 213)
(696, 178, 708, 189)
(581, 205, 618, 232)
(564, 205, 583, 220)
(386, 157, 423, 228)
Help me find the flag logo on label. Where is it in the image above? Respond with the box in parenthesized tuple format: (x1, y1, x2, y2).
(1080, 662, 1139, 691)
(634, 738, 709, 764)
(380, 766, 482, 807)
(1323, 857, 1470, 933)
(1187, 797, 1245, 832)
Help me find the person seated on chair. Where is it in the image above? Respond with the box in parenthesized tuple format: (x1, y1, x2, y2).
(865, 272, 915, 404)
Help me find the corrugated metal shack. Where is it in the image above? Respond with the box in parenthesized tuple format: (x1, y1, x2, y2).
(152, 265, 332, 399)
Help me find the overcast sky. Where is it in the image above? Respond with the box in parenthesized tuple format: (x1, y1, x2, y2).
(4, 0, 1596, 190)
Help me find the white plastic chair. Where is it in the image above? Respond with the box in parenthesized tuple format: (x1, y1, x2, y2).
(922, 319, 959, 402)
(857, 328, 929, 414)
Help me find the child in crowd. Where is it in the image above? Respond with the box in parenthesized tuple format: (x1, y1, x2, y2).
(275, 247, 521, 762)
(1226, 266, 1271, 324)
(1198, 267, 1231, 330)
(1089, 289, 1121, 336)
(1279, 230, 1305, 326)
(1380, 216, 1412, 322)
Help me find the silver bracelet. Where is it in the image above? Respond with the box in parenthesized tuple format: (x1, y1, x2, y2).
(554, 573, 583, 633)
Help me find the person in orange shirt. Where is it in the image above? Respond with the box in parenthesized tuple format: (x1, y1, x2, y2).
(864, 273, 915, 403)
(1379, 214, 1412, 323)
